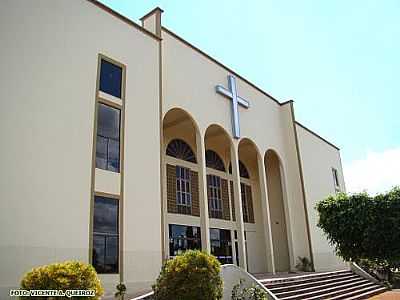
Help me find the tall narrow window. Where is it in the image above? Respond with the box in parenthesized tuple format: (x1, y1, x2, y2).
(92, 195, 119, 274)
(207, 175, 223, 219)
(332, 168, 340, 192)
(96, 103, 121, 172)
(99, 59, 123, 99)
(176, 166, 192, 215)
(241, 183, 249, 223)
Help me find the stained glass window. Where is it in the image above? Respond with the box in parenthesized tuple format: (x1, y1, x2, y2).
(166, 139, 197, 163)
(205, 150, 225, 172)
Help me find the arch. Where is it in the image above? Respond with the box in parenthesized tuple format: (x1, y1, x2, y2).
(162, 107, 201, 134)
(205, 149, 225, 171)
(264, 149, 291, 272)
(163, 107, 200, 159)
(237, 137, 263, 179)
(162, 107, 201, 258)
(166, 139, 197, 163)
(204, 124, 233, 168)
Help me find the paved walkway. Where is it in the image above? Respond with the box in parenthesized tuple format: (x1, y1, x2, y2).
(369, 290, 400, 299)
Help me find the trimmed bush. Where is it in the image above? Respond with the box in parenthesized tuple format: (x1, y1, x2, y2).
(316, 186, 400, 283)
(152, 250, 223, 300)
(20, 260, 104, 299)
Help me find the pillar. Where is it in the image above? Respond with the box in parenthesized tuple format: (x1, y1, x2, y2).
(230, 142, 247, 270)
(196, 130, 211, 252)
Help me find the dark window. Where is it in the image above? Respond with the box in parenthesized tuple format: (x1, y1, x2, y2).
(332, 168, 340, 192)
(169, 224, 201, 257)
(234, 241, 239, 266)
(241, 183, 249, 223)
(96, 103, 121, 172)
(99, 59, 123, 98)
(92, 196, 119, 274)
(228, 161, 250, 179)
(210, 228, 233, 264)
(176, 166, 192, 215)
(205, 150, 226, 171)
(207, 174, 223, 219)
(166, 139, 197, 163)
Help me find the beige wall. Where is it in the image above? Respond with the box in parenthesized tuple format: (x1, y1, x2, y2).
(296, 124, 347, 271)
(0, 0, 161, 297)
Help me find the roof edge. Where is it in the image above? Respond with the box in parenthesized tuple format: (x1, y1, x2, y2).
(162, 26, 283, 106)
(280, 100, 294, 105)
(295, 121, 340, 150)
(87, 0, 161, 41)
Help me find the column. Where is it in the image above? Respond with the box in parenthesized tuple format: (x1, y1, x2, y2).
(230, 142, 247, 270)
(257, 155, 276, 273)
(196, 130, 211, 252)
(161, 149, 169, 261)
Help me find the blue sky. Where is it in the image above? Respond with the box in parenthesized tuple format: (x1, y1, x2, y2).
(100, 0, 399, 193)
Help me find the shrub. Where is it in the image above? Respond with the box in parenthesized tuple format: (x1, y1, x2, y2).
(231, 279, 267, 300)
(152, 250, 223, 300)
(295, 257, 313, 272)
(20, 260, 104, 299)
(115, 283, 127, 299)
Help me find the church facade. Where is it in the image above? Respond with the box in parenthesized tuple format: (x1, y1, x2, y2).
(0, 0, 346, 297)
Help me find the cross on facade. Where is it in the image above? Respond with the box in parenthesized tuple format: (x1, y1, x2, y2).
(216, 75, 250, 139)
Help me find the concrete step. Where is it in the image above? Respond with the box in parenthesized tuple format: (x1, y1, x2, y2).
(329, 285, 387, 300)
(269, 274, 358, 293)
(259, 269, 388, 300)
(262, 270, 352, 289)
(274, 277, 367, 298)
(300, 282, 378, 300)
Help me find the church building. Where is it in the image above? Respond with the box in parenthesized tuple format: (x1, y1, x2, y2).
(0, 0, 346, 297)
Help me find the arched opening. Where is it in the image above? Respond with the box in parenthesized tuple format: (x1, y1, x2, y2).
(204, 124, 234, 264)
(163, 108, 202, 258)
(265, 149, 290, 272)
(237, 138, 268, 273)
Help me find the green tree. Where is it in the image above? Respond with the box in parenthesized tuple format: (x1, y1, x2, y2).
(152, 250, 223, 300)
(316, 187, 400, 282)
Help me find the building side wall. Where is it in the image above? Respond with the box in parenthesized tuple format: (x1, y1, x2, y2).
(296, 124, 347, 271)
(0, 0, 161, 297)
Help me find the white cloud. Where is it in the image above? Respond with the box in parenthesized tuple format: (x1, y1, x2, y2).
(344, 147, 400, 195)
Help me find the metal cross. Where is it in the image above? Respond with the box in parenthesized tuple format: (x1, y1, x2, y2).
(216, 75, 250, 139)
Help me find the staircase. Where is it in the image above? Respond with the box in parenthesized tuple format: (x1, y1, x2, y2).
(259, 270, 387, 300)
